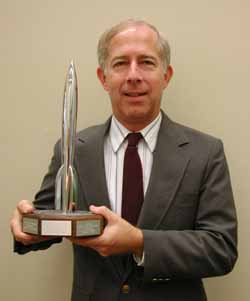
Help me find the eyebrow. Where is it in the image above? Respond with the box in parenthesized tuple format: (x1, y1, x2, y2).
(111, 54, 157, 63)
(139, 55, 157, 61)
(111, 56, 127, 63)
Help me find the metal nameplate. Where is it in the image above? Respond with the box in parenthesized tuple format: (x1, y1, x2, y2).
(41, 220, 72, 236)
(76, 220, 102, 237)
(23, 217, 39, 235)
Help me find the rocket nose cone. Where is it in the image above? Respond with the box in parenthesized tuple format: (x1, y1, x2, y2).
(68, 60, 76, 83)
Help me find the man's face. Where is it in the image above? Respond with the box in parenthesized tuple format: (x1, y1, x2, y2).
(97, 25, 173, 130)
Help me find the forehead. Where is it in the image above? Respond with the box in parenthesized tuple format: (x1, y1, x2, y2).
(108, 25, 160, 59)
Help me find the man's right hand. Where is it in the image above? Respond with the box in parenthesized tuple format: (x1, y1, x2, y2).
(10, 200, 51, 245)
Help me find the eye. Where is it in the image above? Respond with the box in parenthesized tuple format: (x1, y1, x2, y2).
(113, 60, 127, 68)
(141, 59, 156, 67)
(144, 60, 154, 65)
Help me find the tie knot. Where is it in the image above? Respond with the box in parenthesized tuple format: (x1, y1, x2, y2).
(127, 132, 142, 147)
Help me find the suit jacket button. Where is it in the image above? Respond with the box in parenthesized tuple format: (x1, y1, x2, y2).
(121, 284, 130, 294)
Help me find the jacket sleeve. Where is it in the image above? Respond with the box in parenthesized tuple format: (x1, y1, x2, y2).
(14, 141, 63, 254)
(142, 139, 238, 282)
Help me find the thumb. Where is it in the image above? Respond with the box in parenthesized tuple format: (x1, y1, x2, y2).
(89, 205, 117, 222)
(17, 200, 35, 214)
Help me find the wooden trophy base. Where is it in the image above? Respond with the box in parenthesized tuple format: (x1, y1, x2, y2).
(22, 210, 104, 237)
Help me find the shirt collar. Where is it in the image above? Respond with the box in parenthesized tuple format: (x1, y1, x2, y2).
(109, 112, 162, 153)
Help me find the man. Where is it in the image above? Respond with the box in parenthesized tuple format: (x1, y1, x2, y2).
(11, 19, 237, 301)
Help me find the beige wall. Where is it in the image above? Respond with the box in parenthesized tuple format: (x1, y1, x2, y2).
(1, 1, 249, 300)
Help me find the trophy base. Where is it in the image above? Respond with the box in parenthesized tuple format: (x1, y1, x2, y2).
(22, 210, 104, 237)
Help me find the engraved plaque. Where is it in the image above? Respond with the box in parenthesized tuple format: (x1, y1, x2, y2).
(23, 217, 39, 235)
(76, 220, 103, 237)
(41, 220, 72, 236)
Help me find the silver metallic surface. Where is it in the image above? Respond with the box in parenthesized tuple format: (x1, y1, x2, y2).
(55, 61, 78, 213)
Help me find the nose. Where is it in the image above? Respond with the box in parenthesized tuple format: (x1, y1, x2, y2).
(126, 61, 142, 84)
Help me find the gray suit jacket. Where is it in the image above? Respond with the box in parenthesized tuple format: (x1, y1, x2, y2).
(15, 112, 237, 301)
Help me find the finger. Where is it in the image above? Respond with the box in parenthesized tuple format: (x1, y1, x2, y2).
(10, 210, 32, 243)
(11, 218, 37, 244)
(17, 200, 35, 214)
(69, 235, 113, 257)
(68, 236, 107, 256)
(10, 208, 23, 235)
(11, 202, 32, 236)
(16, 233, 38, 245)
(18, 234, 52, 246)
(68, 235, 99, 246)
(11, 205, 36, 243)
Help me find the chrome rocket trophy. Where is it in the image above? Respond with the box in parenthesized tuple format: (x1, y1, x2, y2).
(55, 60, 79, 214)
(22, 61, 104, 237)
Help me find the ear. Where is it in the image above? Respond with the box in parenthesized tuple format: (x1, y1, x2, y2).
(97, 67, 109, 91)
(163, 65, 174, 89)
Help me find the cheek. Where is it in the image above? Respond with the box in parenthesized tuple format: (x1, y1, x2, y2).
(107, 80, 121, 95)
(154, 77, 167, 93)
(149, 81, 163, 95)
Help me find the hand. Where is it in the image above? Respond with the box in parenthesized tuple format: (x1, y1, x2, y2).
(69, 205, 144, 257)
(10, 200, 53, 245)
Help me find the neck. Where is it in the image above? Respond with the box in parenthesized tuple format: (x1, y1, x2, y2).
(114, 113, 160, 132)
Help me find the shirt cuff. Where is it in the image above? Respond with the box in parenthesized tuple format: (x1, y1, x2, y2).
(133, 251, 145, 266)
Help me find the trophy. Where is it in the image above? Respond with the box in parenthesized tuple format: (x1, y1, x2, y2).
(22, 61, 104, 237)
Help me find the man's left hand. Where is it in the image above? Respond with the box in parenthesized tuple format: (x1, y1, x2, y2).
(68, 205, 143, 257)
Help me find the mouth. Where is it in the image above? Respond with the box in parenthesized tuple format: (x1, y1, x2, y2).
(124, 92, 147, 97)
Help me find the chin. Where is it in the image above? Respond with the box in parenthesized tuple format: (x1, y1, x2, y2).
(126, 109, 147, 119)
(125, 110, 155, 126)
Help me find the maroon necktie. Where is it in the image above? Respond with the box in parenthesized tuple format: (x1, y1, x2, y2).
(122, 133, 144, 225)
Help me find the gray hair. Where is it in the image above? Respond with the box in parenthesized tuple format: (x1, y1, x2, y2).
(97, 19, 171, 70)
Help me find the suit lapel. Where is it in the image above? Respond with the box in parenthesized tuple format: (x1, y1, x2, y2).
(138, 113, 191, 229)
(75, 120, 111, 209)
